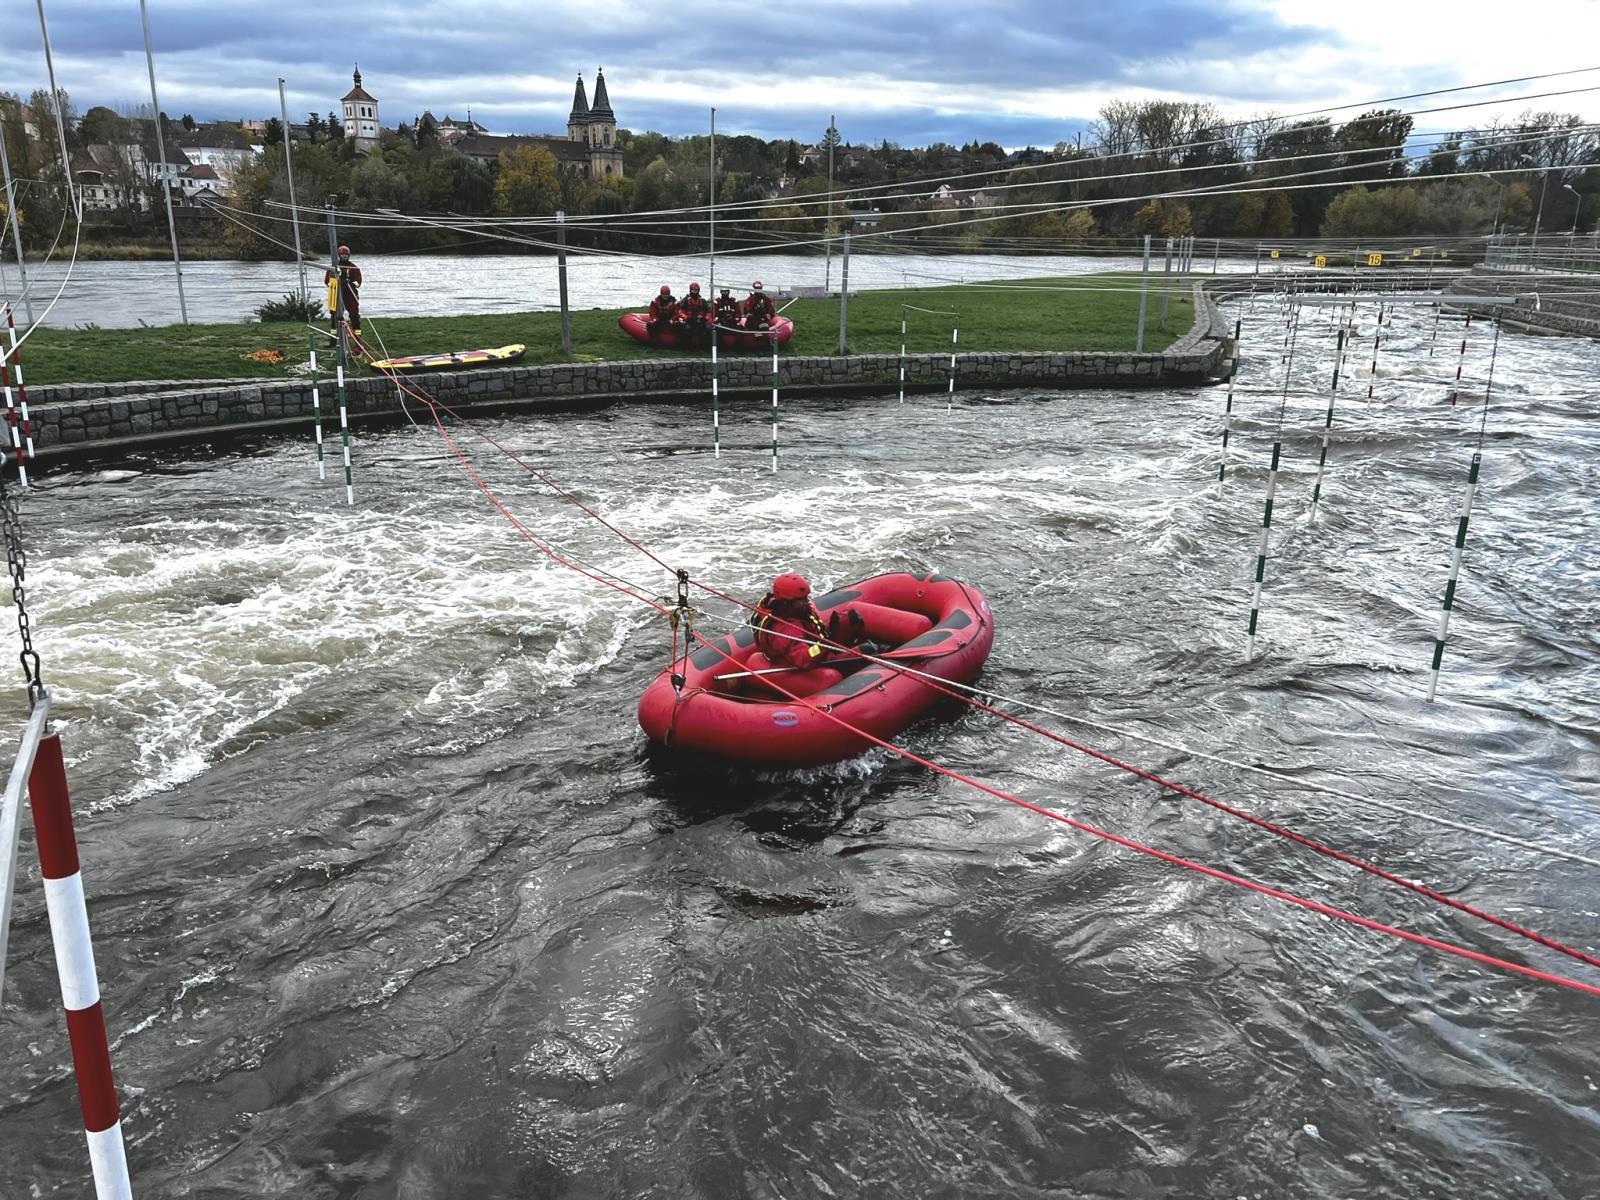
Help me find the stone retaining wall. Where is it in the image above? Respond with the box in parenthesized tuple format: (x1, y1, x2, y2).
(29, 288, 1235, 458)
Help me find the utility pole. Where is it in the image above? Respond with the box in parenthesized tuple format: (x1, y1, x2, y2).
(708, 107, 716, 298)
(556, 211, 571, 358)
(139, 0, 189, 324)
(838, 231, 850, 354)
(824, 115, 836, 292)
(278, 78, 307, 304)
(1136, 234, 1151, 352)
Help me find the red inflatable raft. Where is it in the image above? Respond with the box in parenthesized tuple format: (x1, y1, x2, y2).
(618, 312, 794, 350)
(637, 571, 995, 767)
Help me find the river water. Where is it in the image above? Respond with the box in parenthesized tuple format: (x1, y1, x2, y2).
(1, 251, 1260, 329)
(2, 298, 1598, 1197)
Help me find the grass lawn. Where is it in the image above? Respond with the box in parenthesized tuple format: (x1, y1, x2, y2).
(16, 272, 1195, 386)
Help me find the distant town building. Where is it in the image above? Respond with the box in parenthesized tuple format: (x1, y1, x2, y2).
(432, 112, 488, 142)
(341, 66, 380, 154)
(174, 124, 259, 177)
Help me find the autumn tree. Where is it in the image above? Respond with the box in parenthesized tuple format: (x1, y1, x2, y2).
(493, 144, 561, 215)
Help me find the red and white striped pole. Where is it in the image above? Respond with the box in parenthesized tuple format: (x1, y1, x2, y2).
(2, 305, 32, 487)
(27, 732, 133, 1199)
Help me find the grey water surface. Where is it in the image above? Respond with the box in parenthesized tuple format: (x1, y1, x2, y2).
(1, 299, 1597, 1198)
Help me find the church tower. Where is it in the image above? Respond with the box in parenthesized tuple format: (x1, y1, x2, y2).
(583, 68, 624, 179)
(342, 66, 380, 155)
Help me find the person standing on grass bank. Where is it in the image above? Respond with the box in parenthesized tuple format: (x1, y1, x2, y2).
(325, 245, 363, 335)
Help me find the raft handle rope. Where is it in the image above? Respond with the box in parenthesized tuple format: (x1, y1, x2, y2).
(390, 363, 1600, 997)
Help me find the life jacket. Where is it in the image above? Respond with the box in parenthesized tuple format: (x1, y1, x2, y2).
(680, 294, 710, 319)
(744, 294, 774, 323)
(751, 593, 829, 667)
(713, 297, 741, 324)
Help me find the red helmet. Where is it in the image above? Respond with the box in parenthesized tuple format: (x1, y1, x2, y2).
(659, 285, 671, 295)
(772, 572, 810, 601)
(338, 244, 350, 256)
(689, 281, 701, 293)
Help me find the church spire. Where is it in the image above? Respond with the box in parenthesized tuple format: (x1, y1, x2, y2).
(569, 73, 590, 126)
(589, 67, 614, 121)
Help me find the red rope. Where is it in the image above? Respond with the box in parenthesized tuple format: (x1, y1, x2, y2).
(370, 360, 1600, 1000)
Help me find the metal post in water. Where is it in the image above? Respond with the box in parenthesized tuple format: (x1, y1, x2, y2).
(947, 318, 959, 413)
(0, 118, 33, 325)
(898, 307, 907, 404)
(1428, 301, 1443, 358)
(139, 0, 189, 325)
(838, 231, 850, 355)
(1212, 237, 1220, 275)
(555, 210, 572, 358)
(325, 200, 353, 504)
(277, 78, 307, 305)
(1308, 326, 1346, 526)
(1217, 316, 1241, 481)
(1136, 234, 1151, 351)
(1159, 236, 1174, 331)
(1449, 312, 1473, 405)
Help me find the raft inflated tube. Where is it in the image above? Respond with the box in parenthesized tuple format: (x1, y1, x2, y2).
(618, 313, 794, 350)
(637, 571, 994, 768)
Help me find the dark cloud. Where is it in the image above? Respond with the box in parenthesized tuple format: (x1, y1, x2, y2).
(3, 0, 1329, 144)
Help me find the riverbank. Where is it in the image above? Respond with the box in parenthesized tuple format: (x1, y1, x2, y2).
(16, 274, 1191, 386)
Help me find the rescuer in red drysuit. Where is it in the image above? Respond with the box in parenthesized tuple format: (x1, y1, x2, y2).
(325, 244, 363, 335)
(647, 285, 679, 339)
(712, 286, 742, 338)
(743, 572, 879, 698)
(677, 281, 711, 346)
(743, 281, 775, 330)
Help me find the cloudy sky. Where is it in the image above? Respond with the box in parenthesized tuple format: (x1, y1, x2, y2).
(5, 0, 1599, 148)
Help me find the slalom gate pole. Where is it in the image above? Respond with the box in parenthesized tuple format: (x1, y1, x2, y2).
(770, 332, 779, 472)
(1, 311, 28, 489)
(898, 307, 907, 404)
(1449, 311, 1473, 405)
(1365, 303, 1385, 399)
(307, 328, 325, 480)
(710, 330, 720, 458)
(1246, 303, 1299, 660)
(1159, 236, 1173, 331)
(1217, 316, 1241, 482)
(325, 201, 353, 504)
(28, 732, 134, 1199)
(2, 305, 34, 484)
(947, 317, 959, 413)
(1308, 326, 1346, 526)
(1428, 301, 1443, 357)
(1428, 321, 1500, 702)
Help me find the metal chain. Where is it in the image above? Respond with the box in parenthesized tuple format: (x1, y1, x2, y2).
(0, 466, 43, 706)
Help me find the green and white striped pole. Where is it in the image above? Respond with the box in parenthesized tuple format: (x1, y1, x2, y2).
(898, 307, 907, 404)
(768, 336, 780, 476)
(1246, 304, 1299, 660)
(1307, 326, 1347, 526)
(1428, 452, 1480, 702)
(307, 327, 325, 480)
(710, 332, 721, 459)
(1218, 316, 1242, 482)
(1428, 321, 1500, 701)
(946, 318, 959, 413)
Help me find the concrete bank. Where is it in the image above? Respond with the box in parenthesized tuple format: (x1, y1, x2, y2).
(25, 283, 1234, 462)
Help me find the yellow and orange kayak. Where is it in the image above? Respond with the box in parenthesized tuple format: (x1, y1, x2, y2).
(366, 344, 527, 373)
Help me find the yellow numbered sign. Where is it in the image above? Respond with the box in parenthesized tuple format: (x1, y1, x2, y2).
(1412, 248, 1423, 257)
(1269, 249, 1280, 259)
(1367, 253, 1383, 267)
(1314, 255, 1327, 269)
(1440, 250, 1449, 259)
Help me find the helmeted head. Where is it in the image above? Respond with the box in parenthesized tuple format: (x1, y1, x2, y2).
(338, 244, 350, 258)
(689, 281, 701, 294)
(720, 286, 731, 296)
(659, 284, 672, 296)
(752, 280, 764, 292)
(772, 572, 810, 603)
